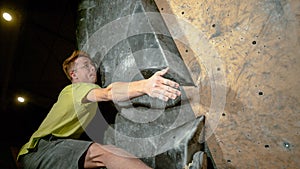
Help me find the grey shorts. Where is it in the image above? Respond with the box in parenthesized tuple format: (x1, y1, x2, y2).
(19, 137, 93, 169)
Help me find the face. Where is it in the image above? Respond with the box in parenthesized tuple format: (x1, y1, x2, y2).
(71, 57, 97, 83)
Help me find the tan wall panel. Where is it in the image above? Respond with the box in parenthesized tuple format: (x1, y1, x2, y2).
(155, 0, 300, 168)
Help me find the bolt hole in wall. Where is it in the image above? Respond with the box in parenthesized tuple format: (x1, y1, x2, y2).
(283, 142, 291, 149)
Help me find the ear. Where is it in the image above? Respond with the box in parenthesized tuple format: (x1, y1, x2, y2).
(70, 71, 77, 80)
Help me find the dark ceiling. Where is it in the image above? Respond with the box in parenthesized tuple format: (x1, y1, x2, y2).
(0, 0, 80, 146)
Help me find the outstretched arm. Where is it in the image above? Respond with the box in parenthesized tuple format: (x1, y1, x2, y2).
(85, 67, 181, 102)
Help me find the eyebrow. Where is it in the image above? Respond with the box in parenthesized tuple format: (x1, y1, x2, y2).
(80, 59, 91, 64)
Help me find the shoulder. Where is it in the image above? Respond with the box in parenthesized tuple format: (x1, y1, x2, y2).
(57, 83, 99, 99)
(70, 83, 101, 99)
(62, 83, 100, 92)
(73, 83, 100, 90)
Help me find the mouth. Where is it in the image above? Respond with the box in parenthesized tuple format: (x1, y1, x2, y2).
(90, 74, 97, 80)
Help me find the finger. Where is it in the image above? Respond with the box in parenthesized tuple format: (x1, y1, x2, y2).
(155, 67, 169, 76)
(156, 86, 181, 99)
(150, 89, 169, 101)
(163, 90, 179, 100)
(159, 95, 169, 102)
(168, 88, 181, 98)
(163, 78, 180, 88)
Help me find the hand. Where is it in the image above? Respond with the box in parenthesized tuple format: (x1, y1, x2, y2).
(144, 67, 181, 101)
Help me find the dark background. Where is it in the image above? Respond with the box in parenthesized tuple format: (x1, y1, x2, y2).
(1, 0, 82, 167)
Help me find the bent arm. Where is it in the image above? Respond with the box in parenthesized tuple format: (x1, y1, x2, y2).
(85, 68, 181, 102)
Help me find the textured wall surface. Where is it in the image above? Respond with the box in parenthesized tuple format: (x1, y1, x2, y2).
(154, 0, 300, 168)
(76, 0, 299, 168)
(77, 1, 206, 168)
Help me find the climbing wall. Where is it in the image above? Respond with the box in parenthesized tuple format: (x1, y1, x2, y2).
(154, 0, 300, 168)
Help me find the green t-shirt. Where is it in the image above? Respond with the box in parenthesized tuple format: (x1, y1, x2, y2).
(17, 83, 100, 159)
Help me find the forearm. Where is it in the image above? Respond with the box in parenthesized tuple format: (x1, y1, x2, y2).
(107, 80, 147, 102)
(85, 80, 147, 102)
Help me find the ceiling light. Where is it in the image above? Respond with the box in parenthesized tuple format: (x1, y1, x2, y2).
(2, 12, 12, 21)
(17, 96, 25, 103)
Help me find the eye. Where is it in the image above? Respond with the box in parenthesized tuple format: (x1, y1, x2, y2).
(84, 64, 89, 68)
(92, 62, 98, 68)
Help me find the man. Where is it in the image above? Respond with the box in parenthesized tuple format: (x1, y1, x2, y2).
(17, 50, 181, 169)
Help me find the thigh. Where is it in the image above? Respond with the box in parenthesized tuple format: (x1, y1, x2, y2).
(20, 139, 92, 169)
(85, 143, 152, 169)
